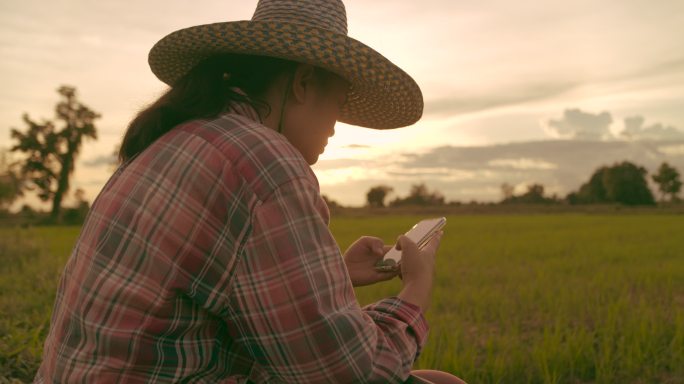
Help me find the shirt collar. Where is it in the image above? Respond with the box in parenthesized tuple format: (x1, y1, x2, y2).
(222, 87, 263, 124)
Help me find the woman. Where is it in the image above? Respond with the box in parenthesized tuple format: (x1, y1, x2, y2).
(35, 0, 465, 383)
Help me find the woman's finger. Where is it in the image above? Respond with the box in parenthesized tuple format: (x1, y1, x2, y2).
(422, 231, 443, 254)
(359, 236, 385, 255)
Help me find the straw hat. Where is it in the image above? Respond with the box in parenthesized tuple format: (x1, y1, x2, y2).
(148, 0, 423, 129)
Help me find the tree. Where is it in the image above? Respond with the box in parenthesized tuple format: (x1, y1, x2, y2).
(63, 188, 90, 225)
(652, 162, 682, 202)
(500, 182, 515, 201)
(366, 185, 394, 207)
(568, 161, 655, 205)
(517, 183, 546, 203)
(602, 162, 655, 205)
(10, 86, 100, 222)
(574, 167, 609, 203)
(0, 148, 23, 211)
(0, 149, 21, 209)
(502, 183, 558, 204)
(389, 183, 445, 207)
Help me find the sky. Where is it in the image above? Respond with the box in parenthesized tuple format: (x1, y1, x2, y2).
(1, 0, 684, 207)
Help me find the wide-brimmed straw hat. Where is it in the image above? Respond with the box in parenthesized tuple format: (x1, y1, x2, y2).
(148, 0, 423, 129)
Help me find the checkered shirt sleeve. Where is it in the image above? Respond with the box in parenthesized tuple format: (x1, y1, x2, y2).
(227, 176, 429, 382)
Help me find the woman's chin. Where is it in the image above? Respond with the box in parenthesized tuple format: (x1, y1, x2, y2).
(304, 146, 326, 165)
(306, 152, 320, 165)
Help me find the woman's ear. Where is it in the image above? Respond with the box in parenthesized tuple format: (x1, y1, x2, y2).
(291, 64, 317, 105)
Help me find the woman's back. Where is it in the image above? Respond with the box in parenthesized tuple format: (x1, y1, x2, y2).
(35, 103, 428, 382)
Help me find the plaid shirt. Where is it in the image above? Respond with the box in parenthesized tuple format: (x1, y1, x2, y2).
(35, 100, 429, 383)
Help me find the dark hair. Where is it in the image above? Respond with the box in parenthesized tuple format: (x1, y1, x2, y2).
(118, 54, 339, 163)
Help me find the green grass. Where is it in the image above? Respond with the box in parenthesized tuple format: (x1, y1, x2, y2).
(0, 227, 80, 382)
(2, 215, 684, 383)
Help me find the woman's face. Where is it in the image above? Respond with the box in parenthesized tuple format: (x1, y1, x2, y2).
(282, 71, 350, 165)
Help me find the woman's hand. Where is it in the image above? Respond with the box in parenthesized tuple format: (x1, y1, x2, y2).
(343, 236, 398, 287)
(397, 231, 443, 313)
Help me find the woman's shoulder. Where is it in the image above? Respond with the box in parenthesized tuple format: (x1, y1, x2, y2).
(176, 113, 319, 201)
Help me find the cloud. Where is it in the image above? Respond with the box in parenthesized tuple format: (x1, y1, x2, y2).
(385, 167, 478, 182)
(544, 108, 613, 140)
(316, 139, 684, 205)
(614, 57, 684, 83)
(82, 154, 116, 168)
(422, 56, 684, 120)
(313, 158, 369, 170)
(488, 158, 558, 170)
(540, 109, 684, 143)
(343, 144, 371, 149)
(425, 81, 578, 117)
(658, 144, 684, 156)
(399, 139, 684, 196)
(621, 116, 684, 141)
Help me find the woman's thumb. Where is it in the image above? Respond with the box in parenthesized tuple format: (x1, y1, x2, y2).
(397, 235, 417, 254)
(395, 235, 404, 250)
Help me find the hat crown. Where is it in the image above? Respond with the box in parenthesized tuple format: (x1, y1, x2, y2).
(252, 0, 348, 35)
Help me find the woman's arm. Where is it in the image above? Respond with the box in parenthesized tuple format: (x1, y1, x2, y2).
(224, 177, 429, 383)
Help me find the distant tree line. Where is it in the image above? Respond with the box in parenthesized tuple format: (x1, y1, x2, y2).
(565, 160, 680, 205)
(566, 162, 653, 205)
(365, 183, 446, 208)
(341, 160, 682, 209)
(499, 183, 559, 205)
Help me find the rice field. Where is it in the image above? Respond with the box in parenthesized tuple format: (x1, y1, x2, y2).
(1, 214, 683, 383)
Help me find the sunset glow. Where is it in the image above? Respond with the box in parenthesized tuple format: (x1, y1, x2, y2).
(1, 0, 683, 207)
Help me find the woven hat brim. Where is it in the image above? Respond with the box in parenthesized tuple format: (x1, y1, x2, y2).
(148, 20, 423, 129)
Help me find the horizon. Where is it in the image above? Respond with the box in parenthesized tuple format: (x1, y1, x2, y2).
(1, 0, 683, 207)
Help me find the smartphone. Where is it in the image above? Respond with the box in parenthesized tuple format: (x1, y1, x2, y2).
(374, 217, 447, 272)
